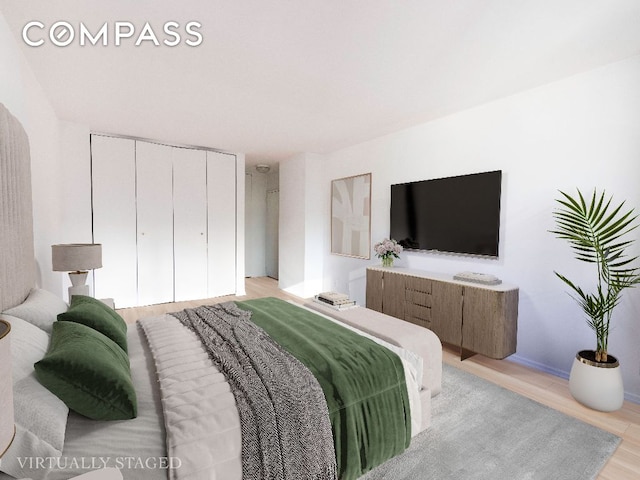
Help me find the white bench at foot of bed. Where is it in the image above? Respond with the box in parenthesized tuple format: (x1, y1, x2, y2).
(304, 301, 443, 432)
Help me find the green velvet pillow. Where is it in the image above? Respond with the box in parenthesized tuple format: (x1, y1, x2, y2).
(34, 321, 137, 421)
(58, 295, 128, 353)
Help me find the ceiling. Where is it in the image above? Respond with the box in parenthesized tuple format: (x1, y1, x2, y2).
(2, 0, 640, 165)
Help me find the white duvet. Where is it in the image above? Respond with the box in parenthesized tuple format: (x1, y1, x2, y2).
(138, 308, 422, 480)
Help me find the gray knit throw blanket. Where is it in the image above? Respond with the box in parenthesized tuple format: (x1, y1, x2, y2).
(171, 302, 338, 480)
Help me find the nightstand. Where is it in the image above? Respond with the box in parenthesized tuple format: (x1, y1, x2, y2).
(99, 298, 115, 309)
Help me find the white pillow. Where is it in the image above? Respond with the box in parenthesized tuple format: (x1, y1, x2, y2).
(3, 288, 68, 334)
(0, 315, 68, 480)
(0, 314, 49, 381)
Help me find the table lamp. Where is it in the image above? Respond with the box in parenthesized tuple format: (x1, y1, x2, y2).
(52, 243, 103, 299)
(0, 319, 15, 459)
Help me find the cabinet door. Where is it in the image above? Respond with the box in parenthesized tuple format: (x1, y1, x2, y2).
(207, 151, 237, 297)
(91, 135, 138, 308)
(381, 270, 405, 320)
(173, 148, 208, 301)
(462, 287, 518, 359)
(136, 141, 174, 306)
(431, 280, 463, 345)
(366, 268, 383, 312)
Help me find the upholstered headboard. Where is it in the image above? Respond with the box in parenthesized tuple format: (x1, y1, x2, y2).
(0, 103, 35, 311)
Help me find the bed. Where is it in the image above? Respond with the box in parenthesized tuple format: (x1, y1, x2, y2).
(0, 102, 442, 480)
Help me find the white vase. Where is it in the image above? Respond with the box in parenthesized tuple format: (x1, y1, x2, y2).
(569, 350, 624, 412)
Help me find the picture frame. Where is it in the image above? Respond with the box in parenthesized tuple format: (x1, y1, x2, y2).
(331, 173, 371, 259)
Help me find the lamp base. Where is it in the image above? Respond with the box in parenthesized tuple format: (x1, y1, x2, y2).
(68, 271, 90, 299)
(69, 285, 90, 298)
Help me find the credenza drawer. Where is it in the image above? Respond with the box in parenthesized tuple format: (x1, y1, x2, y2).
(405, 289, 432, 307)
(405, 276, 431, 294)
(405, 302, 431, 327)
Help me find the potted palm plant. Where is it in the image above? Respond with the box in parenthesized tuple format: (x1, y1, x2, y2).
(551, 188, 640, 412)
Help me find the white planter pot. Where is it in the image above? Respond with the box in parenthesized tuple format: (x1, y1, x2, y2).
(569, 350, 624, 412)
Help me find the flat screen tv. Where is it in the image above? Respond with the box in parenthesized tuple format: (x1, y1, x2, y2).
(390, 170, 502, 257)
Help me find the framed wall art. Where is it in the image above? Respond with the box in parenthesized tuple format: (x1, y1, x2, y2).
(331, 173, 371, 259)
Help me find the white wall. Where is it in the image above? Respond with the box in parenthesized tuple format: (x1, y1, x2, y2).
(234, 153, 247, 296)
(279, 153, 325, 297)
(57, 121, 93, 299)
(313, 55, 640, 402)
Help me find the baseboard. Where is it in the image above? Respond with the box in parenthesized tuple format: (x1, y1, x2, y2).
(625, 390, 640, 404)
(507, 354, 640, 405)
(507, 354, 570, 380)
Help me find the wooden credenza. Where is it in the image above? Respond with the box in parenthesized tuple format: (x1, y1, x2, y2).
(366, 267, 518, 359)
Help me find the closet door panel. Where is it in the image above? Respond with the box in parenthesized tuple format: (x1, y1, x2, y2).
(136, 141, 174, 305)
(207, 151, 236, 297)
(91, 135, 138, 308)
(173, 148, 208, 301)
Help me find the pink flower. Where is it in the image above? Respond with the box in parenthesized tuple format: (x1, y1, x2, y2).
(373, 238, 402, 259)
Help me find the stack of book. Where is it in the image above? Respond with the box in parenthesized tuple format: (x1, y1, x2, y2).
(313, 291, 357, 310)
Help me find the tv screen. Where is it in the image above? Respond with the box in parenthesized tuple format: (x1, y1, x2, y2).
(390, 170, 502, 257)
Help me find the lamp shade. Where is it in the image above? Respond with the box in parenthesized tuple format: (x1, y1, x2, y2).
(52, 244, 102, 272)
(0, 320, 15, 458)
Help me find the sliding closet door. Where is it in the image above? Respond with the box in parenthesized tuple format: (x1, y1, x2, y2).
(207, 151, 237, 297)
(92, 137, 238, 307)
(173, 147, 208, 301)
(136, 141, 174, 306)
(91, 135, 138, 307)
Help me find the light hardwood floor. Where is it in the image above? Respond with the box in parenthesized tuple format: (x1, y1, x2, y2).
(116, 276, 301, 323)
(117, 277, 640, 479)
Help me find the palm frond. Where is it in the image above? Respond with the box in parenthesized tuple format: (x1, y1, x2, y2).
(551, 188, 640, 350)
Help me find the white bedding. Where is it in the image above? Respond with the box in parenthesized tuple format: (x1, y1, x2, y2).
(37, 324, 167, 480)
(138, 310, 422, 480)
(140, 314, 242, 480)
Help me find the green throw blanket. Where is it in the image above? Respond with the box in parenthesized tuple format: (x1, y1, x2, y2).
(236, 298, 411, 480)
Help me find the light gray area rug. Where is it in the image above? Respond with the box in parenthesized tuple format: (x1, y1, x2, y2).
(361, 364, 621, 480)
